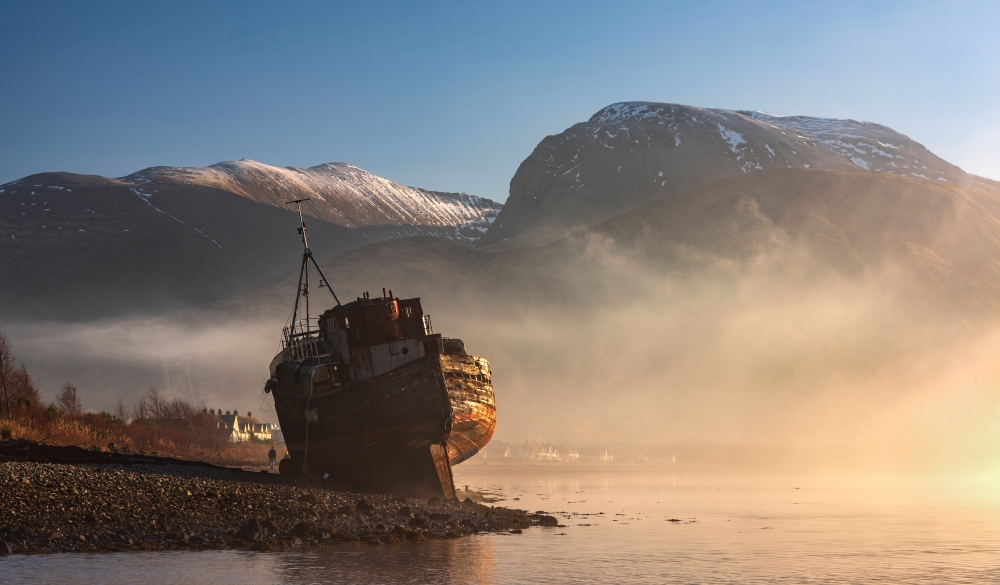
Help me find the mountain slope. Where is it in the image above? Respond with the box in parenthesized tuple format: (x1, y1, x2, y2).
(481, 101, 971, 247)
(125, 160, 500, 240)
(187, 168, 1000, 326)
(0, 172, 365, 320)
(0, 161, 501, 321)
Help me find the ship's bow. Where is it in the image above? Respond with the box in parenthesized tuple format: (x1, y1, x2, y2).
(440, 354, 496, 465)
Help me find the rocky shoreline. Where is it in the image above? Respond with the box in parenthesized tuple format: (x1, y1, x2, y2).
(0, 441, 552, 555)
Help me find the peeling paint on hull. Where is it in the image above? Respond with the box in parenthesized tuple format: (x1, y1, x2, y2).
(441, 355, 496, 466)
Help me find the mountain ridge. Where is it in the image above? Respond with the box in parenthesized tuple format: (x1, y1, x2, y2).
(123, 158, 500, 240)
(481, 101, 971, 247)
(0, 161, 501, 321)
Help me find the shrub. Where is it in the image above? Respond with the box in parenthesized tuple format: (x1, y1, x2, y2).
(0, 331, 280, 466)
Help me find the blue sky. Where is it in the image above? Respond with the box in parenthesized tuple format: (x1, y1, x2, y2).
(1, 1, 997, 201)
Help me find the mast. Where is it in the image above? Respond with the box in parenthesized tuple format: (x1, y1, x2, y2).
(286, 198, 341, 338)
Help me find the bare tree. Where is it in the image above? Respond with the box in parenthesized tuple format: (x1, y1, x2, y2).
(0, 332, 16, 416)
(12, 364, 39, 412)
(166, 398, 197, 420)
(165, 398, 182, 420)
(132, 396, 149, 421)
(113, 397, 130, 423)
(146, 388, 166, 422)
(56, 383, 83, 417)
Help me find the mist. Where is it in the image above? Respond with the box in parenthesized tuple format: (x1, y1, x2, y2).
(450, 231, 1000, 455)
(10, 204, 1000, 475)
(9, 169, 1000, 473)
(6, 319, 284, 421)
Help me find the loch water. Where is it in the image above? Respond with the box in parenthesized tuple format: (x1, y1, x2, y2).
(4, 466, 1000, 584)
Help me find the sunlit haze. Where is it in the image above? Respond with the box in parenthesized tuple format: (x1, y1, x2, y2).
(3, 3, 1000, 580)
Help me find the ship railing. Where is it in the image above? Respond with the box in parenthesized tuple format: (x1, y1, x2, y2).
(422, 314, 434, 335)
(282, 320, 329, 362)
(285, 318, 321, 340)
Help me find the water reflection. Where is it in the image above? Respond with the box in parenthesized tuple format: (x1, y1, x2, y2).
(6, 470, 1000, 585)
(274, 538, 496, 585)
(1, 539, 496, 585)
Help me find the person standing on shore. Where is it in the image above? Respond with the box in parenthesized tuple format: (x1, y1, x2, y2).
(268, 446, 277, 470)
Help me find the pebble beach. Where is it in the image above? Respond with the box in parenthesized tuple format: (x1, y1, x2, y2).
(0, 441, 551, 555)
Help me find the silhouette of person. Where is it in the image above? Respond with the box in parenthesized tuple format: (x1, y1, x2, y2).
(268, 446, 277, 470)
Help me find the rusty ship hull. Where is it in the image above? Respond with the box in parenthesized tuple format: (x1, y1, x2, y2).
(271, 351, 495, 498)
(265, 204, 495, 498)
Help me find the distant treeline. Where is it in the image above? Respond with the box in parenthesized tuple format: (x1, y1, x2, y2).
(0, 331, 272, 465)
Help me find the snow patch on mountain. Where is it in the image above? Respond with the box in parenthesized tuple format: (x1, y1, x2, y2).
(123, 160, 501, 243)
(717, 125, 746, 154)
(129, 185, 223, 248)
(584, 102, 962, 184)
(484, 101, 969, 246)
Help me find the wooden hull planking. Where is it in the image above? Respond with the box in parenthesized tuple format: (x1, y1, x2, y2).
(440, 355, 496, 466)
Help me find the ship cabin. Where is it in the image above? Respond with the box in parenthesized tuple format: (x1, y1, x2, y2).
(278, 290, 468, 396)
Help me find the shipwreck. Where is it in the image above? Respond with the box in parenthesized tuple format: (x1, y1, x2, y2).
(263, 199, 495, 498)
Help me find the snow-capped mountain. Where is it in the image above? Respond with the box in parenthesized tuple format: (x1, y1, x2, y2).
(481, 102, 968, 246)
(124, 160, 500, 241)
(0, 161, 500, 321)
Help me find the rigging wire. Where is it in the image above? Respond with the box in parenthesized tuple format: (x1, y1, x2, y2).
(276, 198, 335, 481)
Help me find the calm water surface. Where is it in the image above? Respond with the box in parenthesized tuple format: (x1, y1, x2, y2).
(4, 467, 1000, 584)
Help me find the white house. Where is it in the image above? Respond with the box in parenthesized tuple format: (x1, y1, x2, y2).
(216, 411, 275, 443)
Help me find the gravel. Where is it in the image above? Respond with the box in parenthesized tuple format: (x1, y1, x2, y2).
(0, 457, 544, 554)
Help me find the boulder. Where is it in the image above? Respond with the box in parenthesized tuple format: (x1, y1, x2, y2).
(529, 514, 559, 527)
(290, 520, 317, 537)
(234, 519, 261, 542)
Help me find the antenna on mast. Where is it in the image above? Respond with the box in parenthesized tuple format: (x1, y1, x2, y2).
(286, 199, 341, 337)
